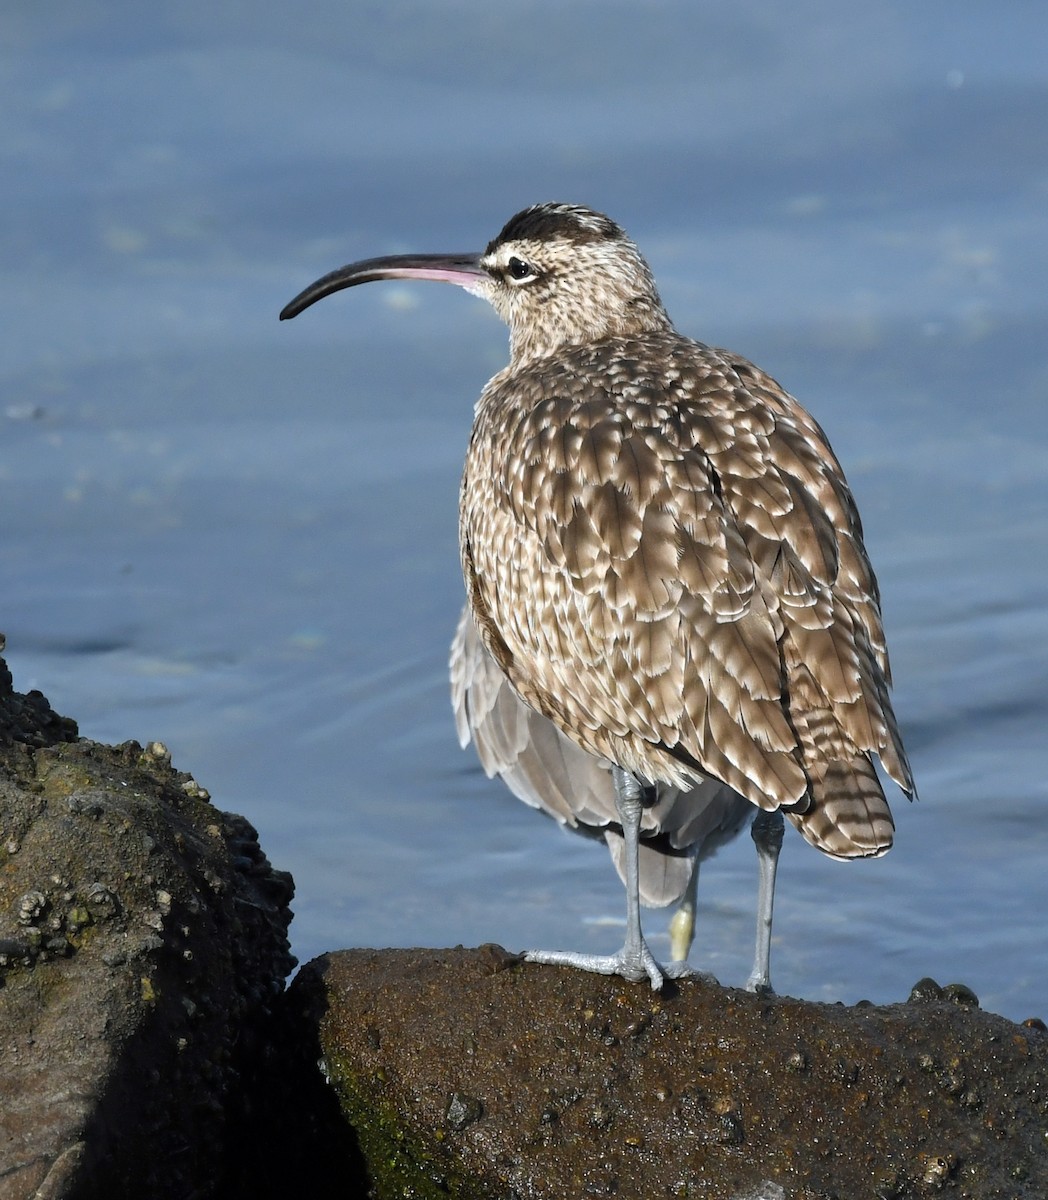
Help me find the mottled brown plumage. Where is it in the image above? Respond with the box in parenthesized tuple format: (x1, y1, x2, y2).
(449, 605, 748, 909)
(280, 201, 914, 988)
(459, 210, 912, 863)
(450, 604, 784, 988)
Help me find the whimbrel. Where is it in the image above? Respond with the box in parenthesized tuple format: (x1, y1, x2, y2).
(281, 202, 915, 991)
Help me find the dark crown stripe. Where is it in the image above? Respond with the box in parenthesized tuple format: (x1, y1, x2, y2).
(487, 203, 624, 254)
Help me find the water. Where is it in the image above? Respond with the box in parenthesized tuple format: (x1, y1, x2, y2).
(3, 2, 1046, 1022)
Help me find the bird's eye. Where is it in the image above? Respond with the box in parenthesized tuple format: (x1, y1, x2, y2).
(506, 256, 537, 283)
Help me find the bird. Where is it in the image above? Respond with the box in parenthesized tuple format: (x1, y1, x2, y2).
(450, 604, 785, 991)
(280, 201, 915, 991)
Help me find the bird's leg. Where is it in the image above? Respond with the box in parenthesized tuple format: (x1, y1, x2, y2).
(614, 768, 680, 987)
(665, 849, 719, 987)
(745, 808, 784, 994)
(668, 854, 699, 963)
(525, 767, 692, 991)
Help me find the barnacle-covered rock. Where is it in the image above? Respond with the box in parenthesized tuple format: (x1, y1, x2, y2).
(0, 651, 295, 1199)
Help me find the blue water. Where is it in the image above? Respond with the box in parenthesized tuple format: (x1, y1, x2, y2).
(3, 2, 1046, 1021)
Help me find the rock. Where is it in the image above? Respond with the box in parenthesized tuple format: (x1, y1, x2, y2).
(294, 946, 1048, 1200)
(0, 641, 78, 750)
(0, 653, 297, 1199)
(4, 640, 1045, 1199)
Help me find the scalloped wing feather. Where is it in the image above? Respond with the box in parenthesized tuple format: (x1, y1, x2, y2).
(461, 332, 913, 855)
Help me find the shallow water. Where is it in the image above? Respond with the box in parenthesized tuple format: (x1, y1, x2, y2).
(3, 2, 1046, 1021)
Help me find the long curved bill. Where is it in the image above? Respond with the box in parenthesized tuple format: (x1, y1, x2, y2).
(279, 253, 487, 321)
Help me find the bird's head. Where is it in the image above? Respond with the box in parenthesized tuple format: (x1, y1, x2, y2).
(280, 202, 671, 365)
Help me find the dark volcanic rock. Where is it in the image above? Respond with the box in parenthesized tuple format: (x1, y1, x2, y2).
(0, 640, 78, 750)
(0, 653, 296, 1199)
(295, 946, 1048, 1200)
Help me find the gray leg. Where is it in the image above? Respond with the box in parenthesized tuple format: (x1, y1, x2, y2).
(526, 767, 692, 991)
(745, 808, 784, 994)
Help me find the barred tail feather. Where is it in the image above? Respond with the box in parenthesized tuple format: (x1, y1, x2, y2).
(787, 756, 894, 859)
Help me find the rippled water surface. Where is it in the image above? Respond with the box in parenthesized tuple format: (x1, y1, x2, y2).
(3, 2, 1046, 1021)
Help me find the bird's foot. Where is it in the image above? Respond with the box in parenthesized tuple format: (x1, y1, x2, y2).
(745, 970, 775, 996)
(525, 944, 696, 992)
(672, 955, 720, 984)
